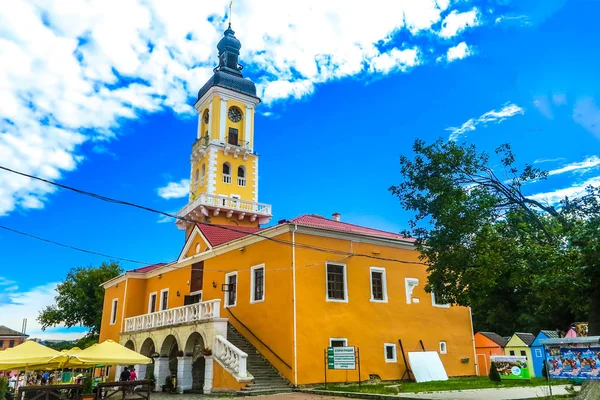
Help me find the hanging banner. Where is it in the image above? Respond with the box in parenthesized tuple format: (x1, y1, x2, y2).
(491, 356, 531, 380)
(546, 346, 600, 379)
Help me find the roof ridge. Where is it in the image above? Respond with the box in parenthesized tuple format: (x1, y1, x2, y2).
(291, 214, 409, 238)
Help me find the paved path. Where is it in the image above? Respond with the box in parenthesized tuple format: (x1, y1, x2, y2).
(395, 385, 575, 399)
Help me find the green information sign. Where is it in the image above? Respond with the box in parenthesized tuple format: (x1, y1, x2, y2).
(327, 346, 356, 370)
(491, 356, 531, 380)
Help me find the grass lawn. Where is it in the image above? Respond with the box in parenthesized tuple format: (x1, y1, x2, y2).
(317, 376, 570, 394)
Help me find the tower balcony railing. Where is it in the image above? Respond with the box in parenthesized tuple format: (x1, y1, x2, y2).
(177, 193, 272, 219)
(223, 174, 232, 184)
(192, 135, 210, 153)
(225, 136, 249, 149)
(123, 299, 221, 333)
(237, 177, 246, 186)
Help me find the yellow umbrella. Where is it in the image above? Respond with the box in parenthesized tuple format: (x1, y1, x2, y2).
(71, 340, 152, 366)
(0, 341, 68, 371)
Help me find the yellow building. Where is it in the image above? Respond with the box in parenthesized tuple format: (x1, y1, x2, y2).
(504, 333, 536, 377)
(99, 24, 477, 394)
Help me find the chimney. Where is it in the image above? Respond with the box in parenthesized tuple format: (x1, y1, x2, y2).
(332, 212, 341, 222)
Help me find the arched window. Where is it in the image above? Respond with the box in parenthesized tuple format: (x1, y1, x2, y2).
(222, 162, 231, 184)
(237, 166, 246, 187)
(200, 164, 206, 185)
(194, 169, 199, 189)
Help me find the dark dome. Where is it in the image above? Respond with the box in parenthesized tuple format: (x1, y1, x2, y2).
(217, 25, 241, 55)
(197, 70, 258, 101)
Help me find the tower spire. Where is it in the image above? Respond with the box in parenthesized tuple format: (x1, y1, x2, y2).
(228, 1, 233, 27)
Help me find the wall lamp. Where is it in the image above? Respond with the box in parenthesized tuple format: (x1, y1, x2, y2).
(176, 291, 181, 297)
(212, 281, 217, 288)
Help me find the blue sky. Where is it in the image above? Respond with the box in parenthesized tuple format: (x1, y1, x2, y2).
(1, 0, 599, 339)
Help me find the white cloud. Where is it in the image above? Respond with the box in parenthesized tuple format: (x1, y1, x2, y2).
(439, 8, 480, 38)
(534, 157, 565, 164)
(157, 179, 190, 199)
(530, 176, 600, 205)
(553, 94, 567, 105)
(447, 102, 525, 141)
(573, 97, 600, 139)
(1, 0, 487, 216)
(495, 15, 530, 26)
(547, 156, 600, 176)
(533, 96, 553, 119)
(0, 282, 86, 341)
(446, 42, 473, 62)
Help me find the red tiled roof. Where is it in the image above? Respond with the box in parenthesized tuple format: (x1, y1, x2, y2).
(197, 224, 263, 247)
(129, 262, 167, 273)
(288, 214, 415, 242)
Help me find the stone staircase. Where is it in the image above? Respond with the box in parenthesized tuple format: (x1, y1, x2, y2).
(226, 323, 294, 396)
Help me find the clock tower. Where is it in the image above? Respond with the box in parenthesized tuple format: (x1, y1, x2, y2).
(175, 24, 272, 233)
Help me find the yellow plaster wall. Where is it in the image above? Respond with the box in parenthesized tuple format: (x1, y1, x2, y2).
(184, 232, 210, 258)
(212, 361, 249, 391)
(293, 234, 476, 384)
(124, 278, 147, 319)
(142, 268, 192, 311)
(202, 232, 295, 382)
(99, 283, 126, 343)
(212, 151, 256, 200)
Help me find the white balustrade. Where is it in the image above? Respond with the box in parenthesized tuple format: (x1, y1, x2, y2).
(223, 174, 232, 184)
(213, 335, 248, 378)
(177, 193, 272, 218)
(237, 177, 246, 187)
(123, 299, 221, 333)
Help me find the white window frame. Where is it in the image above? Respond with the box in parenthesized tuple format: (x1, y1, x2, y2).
(405, 278, 419, 304)
(110, 298, 118, 325)
(431, 292, 450, 308)
(148, 292, 157, 313)
(250, 264, 265, 304)
(439, 341, 447, 354)
(329, 338, 348, 348)
(384, 343, 397, 362)
(326, 262, 348, 303)
(159, 289, 169, 311)
(225, 271, 238, 308)
(369, 267, 388, 303)
(535, 348, 542, 358)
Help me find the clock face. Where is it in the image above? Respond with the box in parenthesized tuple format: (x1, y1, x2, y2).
(228, 107, 243, 123)
(203, 110, 209, 124)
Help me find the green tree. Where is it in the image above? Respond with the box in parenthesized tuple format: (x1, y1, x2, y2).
(390, 139, 593, 334)
(489, 362, 501, 383)
(38, 262, 122, 336)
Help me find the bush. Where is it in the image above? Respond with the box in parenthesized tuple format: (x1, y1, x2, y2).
(0, 377, 8, 400)
(489, 362, 501, 383)
(82, 373, 94, 394)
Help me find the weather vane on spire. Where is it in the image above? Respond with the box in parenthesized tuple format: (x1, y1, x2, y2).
(228, 0, 233, 27)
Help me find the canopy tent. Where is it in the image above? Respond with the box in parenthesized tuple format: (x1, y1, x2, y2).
(69, 340, 152, 366)
(0, 341, 67, 371)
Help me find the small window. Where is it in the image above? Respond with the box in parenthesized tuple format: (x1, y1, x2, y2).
(223, 162, 231, 184)
(110, 298, 118, 325)
(326, 263, 347, 302)
(237, 166, 246, 186)
(228, 127, 239, 145)
(520, 350, 526, 357)
(200, 164, 206, 185)
(160, 289, 169, 311)
(405, 278, 419, 304)
(439, 341, 447, 354)
(148, 292, 157, 313)
(535, 348, 542, 358)
(225, 272, 237, 307)
(384, 343, 397, 362)
(9, 340, 15, 348)
(329, 338, 348, 348)
(194, 169, 199, 189)
(0, 340, 3, 348)
(370, 267, 387, 302)
(431, 292, 450, 308)
(509, 350, 515, 356)
(251, 265, 265, 303)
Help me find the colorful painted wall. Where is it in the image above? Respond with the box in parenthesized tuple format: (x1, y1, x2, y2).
(474, 333, 506, 376)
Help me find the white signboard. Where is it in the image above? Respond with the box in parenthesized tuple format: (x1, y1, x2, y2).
(327, 346, 356, 370)
(408, 351, 449, 383)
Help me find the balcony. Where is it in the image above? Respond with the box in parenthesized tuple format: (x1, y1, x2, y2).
(176, 193, 272, 229)
(224, 135, 251, 159)
(123, 299, 221, 333)
(191, 135, 210, 163)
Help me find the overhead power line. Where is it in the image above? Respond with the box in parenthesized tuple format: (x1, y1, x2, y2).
(0, 165, 426, 266)
(0, 224, 150, 265)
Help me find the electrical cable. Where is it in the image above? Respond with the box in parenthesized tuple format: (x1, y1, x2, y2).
(0, 165, 426, 266)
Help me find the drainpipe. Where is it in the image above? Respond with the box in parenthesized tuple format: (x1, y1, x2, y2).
(292, 223, 298, 387)
(120, 277, 129, 335)
(468, 307, 479, 376)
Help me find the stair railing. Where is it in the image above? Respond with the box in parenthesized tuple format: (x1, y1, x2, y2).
(214, 334, 248, 378)
(226, 308, 292, 369)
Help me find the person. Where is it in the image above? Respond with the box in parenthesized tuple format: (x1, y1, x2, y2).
(42, 371, 50, 385)
(8, 374, 16, 390)
(129, 368, 137, 381)
(119, 367, 131, 382)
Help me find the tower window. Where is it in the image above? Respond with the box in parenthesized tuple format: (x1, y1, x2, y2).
(228, 127, 239, 146)
(194, 169, 199, 189)
(203, 109, 209, 124)
(201, 164, 206, 186)
(237, 166, 246, 186)
(223, 162, 231, 184)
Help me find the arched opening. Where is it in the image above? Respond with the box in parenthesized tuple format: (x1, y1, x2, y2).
(237, 166, 246, 186)
(124, 340, 135, 352)
(161, 335, 180, 378)
(140, 338, 156, 379)
(184, 332, 206, 391)
(200, 164, 206, 186)
(222, 162, 231, 184)
(194, 169, 199, 189)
